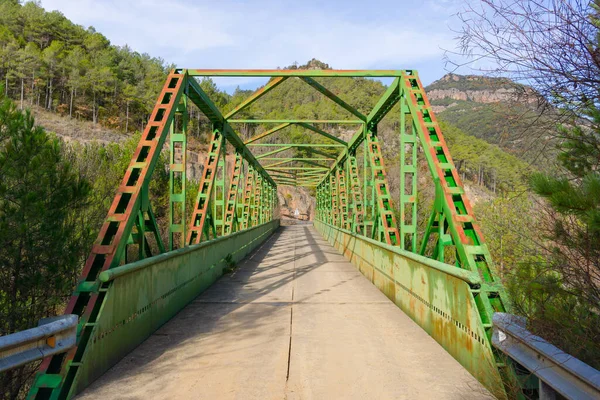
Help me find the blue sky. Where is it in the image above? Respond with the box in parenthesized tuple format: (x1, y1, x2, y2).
(40, 0, 468, 92)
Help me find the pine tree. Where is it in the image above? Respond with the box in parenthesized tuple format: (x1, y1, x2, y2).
(0, 89, 90, 398)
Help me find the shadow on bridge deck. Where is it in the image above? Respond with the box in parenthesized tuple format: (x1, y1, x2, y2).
(76, 225, 491, 400)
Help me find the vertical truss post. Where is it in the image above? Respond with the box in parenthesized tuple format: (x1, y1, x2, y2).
(169, 97, 188, 250)
(271, 184, 277, 220)
(264, 184, 270, 222)
(144, 204, 166, 255)
(315, 184, 321, 221)
(347, 155, 364, 234)
(366, 126, 400, 246)
(336, 163, 350, 230)
(321, 179, 327, 223)
(330, 173, 339, 226)
(213, 149, 226, 237)
(241, 165, 254, 229)
(363, 133, 375, 237)
(268, 183, 274, 221)
(187, 127, 225, 244)
(320, 183, 326, 222)
(223, 153, 243, 235)
(252, 173, 263, 226)
(235, 161, 246, 229)
(317, 184, 324, 221)
(260, 180, 267, 223)
(133, 187, 166, 260)
(318, 181, 324, 222)
(399, 96, 418, 252)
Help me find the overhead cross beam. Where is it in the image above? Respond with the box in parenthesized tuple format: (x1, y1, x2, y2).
(224, 77, 287, 119)
(297, 122, 347, 145)
(300, 77, 366, 121)
(244, 122, 346, 146)
(230, 119, 363, 124)
(189, 69, 404, 77)
(244, 122, 291, 144)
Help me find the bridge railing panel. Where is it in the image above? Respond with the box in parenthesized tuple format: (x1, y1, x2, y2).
(71, 219, 279, 395)
(314, 220, 506, 399)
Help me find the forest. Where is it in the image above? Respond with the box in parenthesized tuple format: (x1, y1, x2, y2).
(1, 0, 600, 398)
(0, 0, 169, 130)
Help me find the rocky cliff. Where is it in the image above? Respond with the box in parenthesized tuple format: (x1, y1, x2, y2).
(277, 186, 316, 221)
(426, 73, 539, 112)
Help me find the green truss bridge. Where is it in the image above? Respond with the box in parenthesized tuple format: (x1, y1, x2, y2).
(17, 69, 545, 399)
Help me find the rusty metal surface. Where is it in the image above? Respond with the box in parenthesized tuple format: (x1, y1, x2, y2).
(71, 220, 279, 396)
(315, 220, 505, 399)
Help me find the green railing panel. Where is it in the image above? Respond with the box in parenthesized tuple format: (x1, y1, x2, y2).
(71, 220, 279, 395)
(314, 220, 505, 399)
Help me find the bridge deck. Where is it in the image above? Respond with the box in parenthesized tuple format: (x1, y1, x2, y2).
(78, 225, 490, 400)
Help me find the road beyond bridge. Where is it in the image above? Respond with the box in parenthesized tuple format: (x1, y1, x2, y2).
(76, 225, 489, 400)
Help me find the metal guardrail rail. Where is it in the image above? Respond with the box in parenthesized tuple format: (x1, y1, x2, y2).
(492, 313, 600, 399)
(0, 315, 77, 372)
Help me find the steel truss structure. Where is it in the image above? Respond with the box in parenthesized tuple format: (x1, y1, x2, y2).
(29, 69, 514, 400)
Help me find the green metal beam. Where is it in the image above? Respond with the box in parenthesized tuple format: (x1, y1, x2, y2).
(269, 170, 296, 176)
(297, 172, 326, 177)
(366, 77, 401, 127)
(255, 146, 294, 159)
(266, 167, 328, 171)
(302, 147, 341, 159)
(264, 160, 293, 168)
(298, 122, 347, 145)
(244, 122, 291, 144)
(274, 179, 297, 183)
(225, 77, 288, 120)
(186, 76, 276, 186)
(249, 143, 345, 148)
(300, 77, 366, 121)
(229, 119, 363, 124)
(263, 159, 329, 169)
(189, 69, 404, 77)
(260, 157, 335, 161)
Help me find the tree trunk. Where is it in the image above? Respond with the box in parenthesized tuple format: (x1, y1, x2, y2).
(44, 80, 48, 110)
(47, 77, 53, 110)
(20, 77, 24, 110)
(93, 91, 97, 124)
(125, 100, 129, 132)
(70, 87, 74, 118)
(31, 71, 35, 106)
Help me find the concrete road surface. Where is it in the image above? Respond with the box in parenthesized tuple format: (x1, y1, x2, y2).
(77, 225, 491, 400)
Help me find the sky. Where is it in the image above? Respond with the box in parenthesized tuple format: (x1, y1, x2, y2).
(40, 0, 468, 92)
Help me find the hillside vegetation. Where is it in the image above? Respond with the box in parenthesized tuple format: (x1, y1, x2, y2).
(0, 0, 169, 130)
(426, 73, 558, 168)
(0, 1, 574, 397)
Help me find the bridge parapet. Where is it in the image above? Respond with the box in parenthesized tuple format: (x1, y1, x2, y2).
(28, 220, 278, 398)
(314, 220, 507, 398)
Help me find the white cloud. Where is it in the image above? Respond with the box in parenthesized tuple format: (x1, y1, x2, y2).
(40, 0, 458, 88)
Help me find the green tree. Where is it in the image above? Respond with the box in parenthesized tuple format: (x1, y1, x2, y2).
(0, 90, 90, 398)
(42, 40, 65, 110)
(455, 0, 600, 367)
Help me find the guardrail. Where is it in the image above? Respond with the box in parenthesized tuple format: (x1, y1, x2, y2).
(492, 313, 600, 399)
(0, 315, 77, 372)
